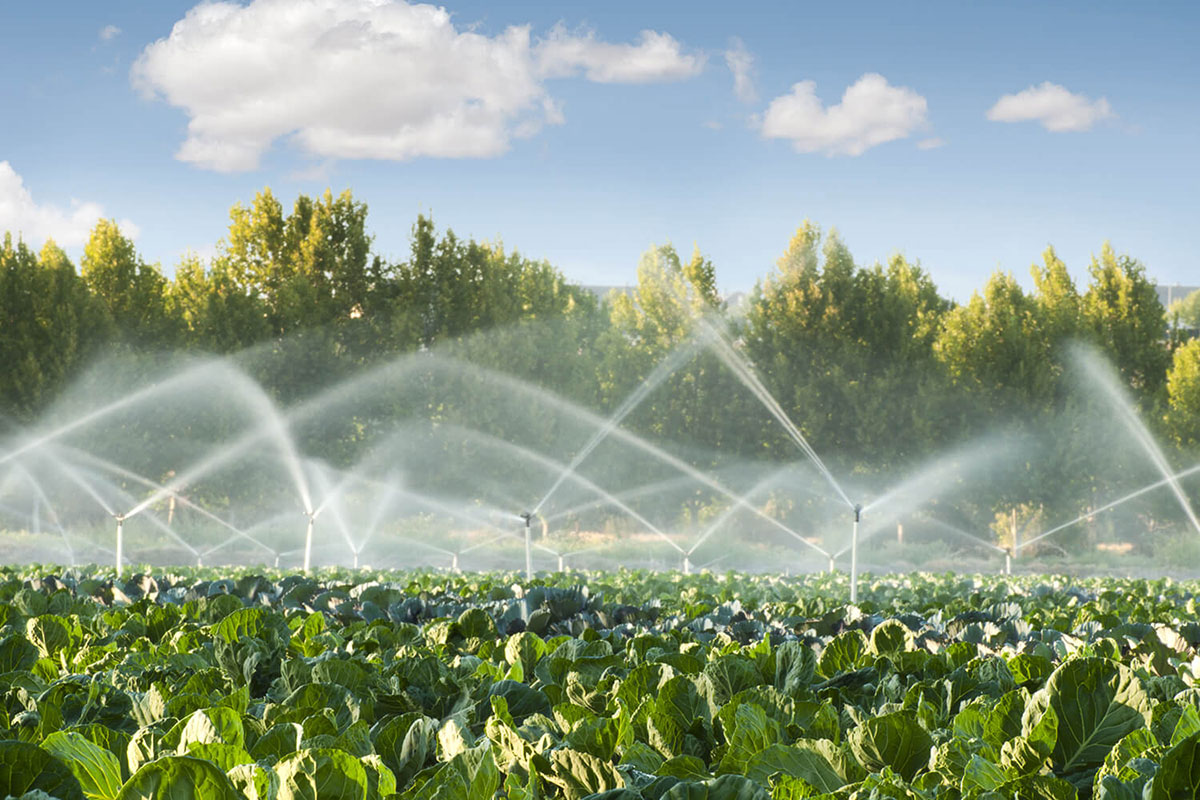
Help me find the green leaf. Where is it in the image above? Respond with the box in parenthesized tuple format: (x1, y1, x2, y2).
(817, 630, 869, 678)
(546, 748, 623, 800)
(848, 710, 932, 781)
(274, 748, 369, 800)
(661, 774, 770, 800)
(743, 741, 856, 793)
(960, 754, 1007, 793)
(1148, 731, 1200, 799)
(114, 756, 241, 800)
(717, 703, 781, 775)
(25, 615, 72, 659)
(487, 680, 552, 724)
(227, 763, 279, 800)
(1022, 657, 1151, 789)
(0, 633, 39, 672)
(185, 742, 254, 772)
(374, 713, 437, 786)
(0, 740, 86, 800)
(41, 732, 123, 800)
(399, 742, 499, 800)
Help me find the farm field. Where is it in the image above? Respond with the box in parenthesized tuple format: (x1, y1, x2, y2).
(1, 568, 1198, 799)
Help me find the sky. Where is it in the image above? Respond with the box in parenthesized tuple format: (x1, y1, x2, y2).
(0, 0, 1197, 301)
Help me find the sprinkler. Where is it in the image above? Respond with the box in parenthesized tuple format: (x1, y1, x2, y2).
(850, 504, 862, 604)
(113, 512, 125, 578)
(302, 510, 318, 573)
(682, 555, 691, 575)
(451, 552, 460, 572)
(520, 512, 534, 581)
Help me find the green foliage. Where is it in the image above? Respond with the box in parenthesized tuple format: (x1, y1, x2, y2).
(0, 567, 1196, 798)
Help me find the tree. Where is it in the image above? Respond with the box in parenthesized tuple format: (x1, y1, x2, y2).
(933, 271, 1054, 405)
(219, 188, 376, 333)
(1167, 289, 1200, 329)
(1081, 242, 1169, 397)
(80, 220, 175, 347)
(744, 223, 952, 471)
(168, 252, 271, 353)
(0, 236, 110, 418)
(1167, 338, 1200, 446)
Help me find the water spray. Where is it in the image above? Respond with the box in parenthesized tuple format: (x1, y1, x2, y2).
(302, 509, 318, 573)
(520, 511, 534, 581)
(113, 512, 125, 578)
(850, 504, 862, 604)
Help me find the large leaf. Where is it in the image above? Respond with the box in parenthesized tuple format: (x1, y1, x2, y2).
(374, 713, 437, 785)
(41, 732, 123, 800)
(661, 774, 769, 800)
(275, 748, 369, 800)
(487, 680, 551, 724)
(647, 677, 711, 760)
(399, 742, 499, 800)
(114, 756, 241, 800)
(1022, 657, 1151, 789)
(743, 741, 858, 792)
(1147, 731, 1200, 799)
(848, 711, 932, 781)
(0, 741, 86, 800)
(716, 703, 781, 775)
(546, 748, 623, 800)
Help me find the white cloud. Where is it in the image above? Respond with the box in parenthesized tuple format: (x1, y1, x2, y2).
(917, 137, 946, 150)
(536, 24, 703, 83)
(99, 24, 122, 41)
(132, 0, 703, 172)
(0, 162, 138, 247)
(761, 73, 929, 156)
(986, 82, 1114, 132)
(723, 38, 756, 103)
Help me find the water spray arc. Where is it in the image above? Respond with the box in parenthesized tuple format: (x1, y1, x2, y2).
(850, 504, 862, 604)
(302, 509, 319, 573)
(520, 511, 534, 580)
(1019, 461, 1200, 554)
(113, 512, 125, 578)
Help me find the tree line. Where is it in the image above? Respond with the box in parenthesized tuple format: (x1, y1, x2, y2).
(3, 187, 1200, 535)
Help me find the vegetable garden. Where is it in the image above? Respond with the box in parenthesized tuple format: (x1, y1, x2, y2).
(1, 567, 1199, 799)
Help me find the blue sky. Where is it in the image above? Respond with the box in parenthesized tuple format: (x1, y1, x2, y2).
(0, 1, 1196, 300)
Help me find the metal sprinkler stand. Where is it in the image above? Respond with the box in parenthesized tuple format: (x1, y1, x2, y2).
(302, 510, 317, 573)
(850, 504, 862, 604)
(682, 555, 691, 575)
(520, 512, 534, 581)
(113, 513, 125, 578)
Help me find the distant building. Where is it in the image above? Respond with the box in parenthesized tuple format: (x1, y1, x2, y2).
(1156, 284, 1200, 310)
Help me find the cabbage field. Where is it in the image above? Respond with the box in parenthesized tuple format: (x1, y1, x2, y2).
(1, 568, 1199, 799)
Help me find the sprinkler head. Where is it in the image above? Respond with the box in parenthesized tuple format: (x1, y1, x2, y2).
(113, 512, 125, 523)
(519, 511, 533, 527)
(853, 504, 863, 523)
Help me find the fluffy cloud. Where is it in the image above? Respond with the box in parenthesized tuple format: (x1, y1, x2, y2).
(986, 82, 1114, 132)
(0, 162, 138, 247)
(132, 0, 703, 172)
(723, 38, 756, 104)
(536, 24, 703, 83)
(99, 25, 122, 41)
(761, 73, 929, 156)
